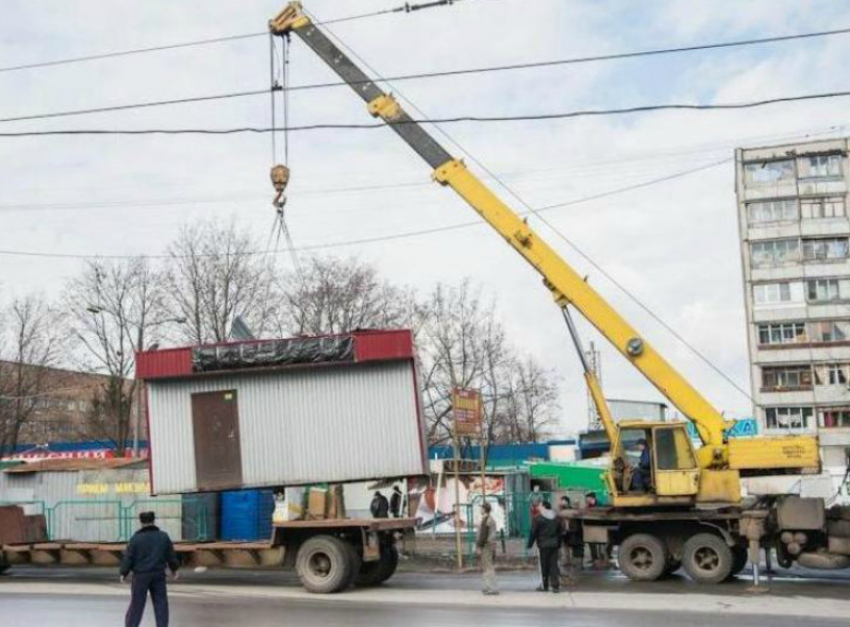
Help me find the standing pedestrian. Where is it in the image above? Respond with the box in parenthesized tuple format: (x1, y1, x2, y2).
(389, 485, 404, 518)
(120, 511, 179, 627)
(527, 500, 562, 593)
(476, 502, 499, 596)
(370, 491, 390, 518)
(583, 492, 611, 569)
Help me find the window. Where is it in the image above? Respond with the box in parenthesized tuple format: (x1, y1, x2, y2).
(762, 366, 813, 390)
(747, 199, 798, 224)
(807, 278, 850, 302)
(654, 427, 697, 471)
(814, 363, 850, 386)
(744, 160, 795, 185)
(809, 320, 850, 343)
(751, 239, 799, 266)
(753, 282, 803, 306)
(765, 407, 812, 429)
(757, 322, 807, 345)
(801, 197, 846, 219)
(802, 238, 850, 261)
(799, 154, 843, 180)
(819, 409, 850, 429)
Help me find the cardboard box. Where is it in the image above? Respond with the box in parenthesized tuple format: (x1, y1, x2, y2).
(307, 488, 328, 520)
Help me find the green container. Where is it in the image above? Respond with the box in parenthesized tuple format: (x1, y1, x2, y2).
(528, 461, 609, 505)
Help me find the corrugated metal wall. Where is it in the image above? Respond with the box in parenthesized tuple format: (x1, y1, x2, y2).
(0, 469, 188, 542)
(148, 361, 426, 495)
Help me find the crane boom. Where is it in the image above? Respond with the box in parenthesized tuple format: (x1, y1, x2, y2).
(269, 2, 820, 478)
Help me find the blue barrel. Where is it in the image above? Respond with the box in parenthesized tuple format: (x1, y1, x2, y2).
(220, 490, 274, 541)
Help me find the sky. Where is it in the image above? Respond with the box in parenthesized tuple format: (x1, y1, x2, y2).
(2, 0, 850, 437)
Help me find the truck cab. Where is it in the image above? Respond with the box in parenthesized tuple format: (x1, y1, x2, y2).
(607, 421, 736, 507)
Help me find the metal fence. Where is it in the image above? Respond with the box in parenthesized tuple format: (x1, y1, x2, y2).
(2, 497, 215, 543)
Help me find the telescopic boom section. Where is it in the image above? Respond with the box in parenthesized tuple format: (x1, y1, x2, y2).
(269, 2, 729, 452)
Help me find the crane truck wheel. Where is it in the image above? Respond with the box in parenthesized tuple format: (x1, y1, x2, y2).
(682, 533, 734, 584)
(727, 546, 749, 579)
(618, 534, 668, 582)
(295, 535, 357, 593)
(356, 543, 399, 586)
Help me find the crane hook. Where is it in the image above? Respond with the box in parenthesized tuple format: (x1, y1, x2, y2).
(270, 164, 291, 210)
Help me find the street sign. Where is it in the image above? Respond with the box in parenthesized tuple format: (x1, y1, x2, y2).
(452, 387, 482, 437)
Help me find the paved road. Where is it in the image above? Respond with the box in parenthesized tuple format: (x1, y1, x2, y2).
(2, 566, 849, 626)
(5, 564, 848, 600)
(1, 591, 848, 627)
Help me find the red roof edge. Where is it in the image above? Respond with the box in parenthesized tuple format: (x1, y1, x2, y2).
(136, 329, 414, 381)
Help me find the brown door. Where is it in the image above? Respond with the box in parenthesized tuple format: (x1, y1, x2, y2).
(191, 390, 243, 491)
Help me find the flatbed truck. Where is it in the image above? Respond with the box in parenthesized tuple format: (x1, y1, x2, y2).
(0, 516, 414, 593)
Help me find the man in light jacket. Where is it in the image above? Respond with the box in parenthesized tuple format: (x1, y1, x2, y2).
(476, 502, 499, 595)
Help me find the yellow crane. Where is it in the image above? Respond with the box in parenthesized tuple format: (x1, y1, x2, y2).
(268, 2, 820, 511)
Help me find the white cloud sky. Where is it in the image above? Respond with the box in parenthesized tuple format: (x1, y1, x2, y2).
(2, 0, 850, 437)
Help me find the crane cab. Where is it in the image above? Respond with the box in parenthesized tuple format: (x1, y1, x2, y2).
(606, 421, 741, 507)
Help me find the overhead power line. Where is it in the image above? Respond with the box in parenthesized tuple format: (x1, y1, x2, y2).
(0, 158, 728, 260)
(2, 90, 848, 135)
(0, 0, 483, 74)
(2, 26, 849, 123)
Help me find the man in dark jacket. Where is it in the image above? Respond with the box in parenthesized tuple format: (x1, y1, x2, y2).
(370, 491, 390, 518)
(527, 500, 562, 593)
(631, 439, 652, 492)
(389, 486, 403, 518)
(120, 511, 180, 627)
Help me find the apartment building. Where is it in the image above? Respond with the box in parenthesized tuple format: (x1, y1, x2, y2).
(736, 138, 850, 470)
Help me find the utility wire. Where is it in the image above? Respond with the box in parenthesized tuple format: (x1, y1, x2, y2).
(313, 16, 755, 406)
(2, 90, 848, 135)
(0, 0, 481, 75)
(2, 25, 850, 123)
(0, 158, 727, 260)
(1, 123, 843, 213)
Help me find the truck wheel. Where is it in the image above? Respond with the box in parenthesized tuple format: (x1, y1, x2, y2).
(296, 535, 357, 594)
(683, 533, 733, 584)
(355, 543, 399, 587)
(727, 546, 748, 579)
(0, 563, 9, 576)
(618, 534, 667, 582)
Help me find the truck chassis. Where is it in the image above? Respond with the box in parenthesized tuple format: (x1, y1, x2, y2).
(0, 517, 415, 594)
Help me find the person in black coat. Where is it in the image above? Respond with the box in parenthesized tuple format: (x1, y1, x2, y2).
(389, 486, 404, 518)
(527, 500, 563, 593)
(120, 511, 180, 627)
(370, 491, 390, 518)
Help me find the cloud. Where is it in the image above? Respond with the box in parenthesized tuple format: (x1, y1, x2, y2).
(2, 0, 850, 435)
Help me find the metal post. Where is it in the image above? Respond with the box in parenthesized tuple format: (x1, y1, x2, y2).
(750, 539, 760, 588)
(453, 437, 463, 570)
(132, 382, 142, 457)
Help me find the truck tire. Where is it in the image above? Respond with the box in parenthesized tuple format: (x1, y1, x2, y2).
(728, 546, 748, 579)
(683, 533, 733, 584)
(355, 543, 399, 587)
(618, 534, 667, 582)
(295, 535, 357, 594)
(343, 541, 363, 589)
(0, 563, 9, 576)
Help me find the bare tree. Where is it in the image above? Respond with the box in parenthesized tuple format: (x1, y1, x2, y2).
(418, 281, 560, 447)
(0, 296, 65, 454)
(65, 258, 166, 454)
(273, 256, 423, 336)
(165, 221, 276, 344)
